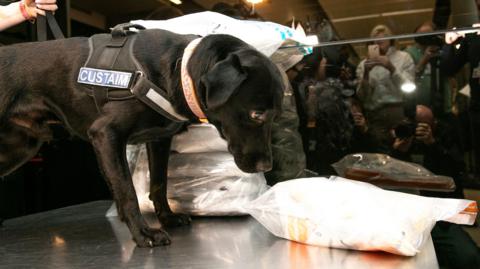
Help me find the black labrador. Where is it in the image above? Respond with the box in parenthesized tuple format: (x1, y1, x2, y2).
(0, 29, 284, 247)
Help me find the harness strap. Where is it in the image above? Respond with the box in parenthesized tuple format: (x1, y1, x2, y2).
(78, 23, 188, 123)
(131, 73, 188, 122)
(110, 23, 146, 39)
(88, 24, 146, 113)
(91, 36, 129, 112)
(36, 11, 65, 41)
(91, 83, 108, 112)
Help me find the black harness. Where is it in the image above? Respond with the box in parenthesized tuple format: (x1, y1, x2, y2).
(77, 23, 188, 123)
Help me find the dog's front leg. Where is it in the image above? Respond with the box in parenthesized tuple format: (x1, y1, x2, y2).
(88, 119, 170, 247)
(147, 139, 191, 227)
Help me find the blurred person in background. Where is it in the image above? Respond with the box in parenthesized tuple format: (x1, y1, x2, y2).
(405, 21, 453, 117)
(288, 47, 354, 175)
(356, 24, 415, 153)
(442, 0, 480, 179)
(389, 105, 480, 268)
(347, 96, 379, 153)
(390, 105, 465, 199)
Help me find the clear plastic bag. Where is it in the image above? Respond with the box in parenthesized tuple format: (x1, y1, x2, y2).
(332, 153, 456, 192)
(108, 124, 268, 217)
(167, 152, 268, 215)
(245, 176, 477, 256)
(131, 11, 314, 70)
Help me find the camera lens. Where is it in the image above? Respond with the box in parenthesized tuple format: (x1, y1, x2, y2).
(394, 121, 416, 139)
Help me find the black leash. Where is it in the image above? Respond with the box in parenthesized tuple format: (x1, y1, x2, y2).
(36, 11, 64, 41)
(279, 25, 480, 50)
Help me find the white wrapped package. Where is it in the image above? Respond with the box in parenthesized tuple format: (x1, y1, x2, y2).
(167, 152, 268, 215)
(169, 124, 267, 216)
(131, 11, 314, 70)
(245, 176, 478, 256)
(109, 145, 268, 216)
(107, 123, 268, 217)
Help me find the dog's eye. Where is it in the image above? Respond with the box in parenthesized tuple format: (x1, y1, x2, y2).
(249, 110, 267, 122)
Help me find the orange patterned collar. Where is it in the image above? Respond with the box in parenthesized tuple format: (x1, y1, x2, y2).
(181, 38, 208, 123)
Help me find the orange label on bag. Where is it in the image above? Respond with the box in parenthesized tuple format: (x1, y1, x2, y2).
(461, 201, 478, 214)
(446, 201, 478, 225)
(288, 216, 309, 243)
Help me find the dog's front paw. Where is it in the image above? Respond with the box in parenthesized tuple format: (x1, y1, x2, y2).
(134, 227, 171, 247)
(158, 212, 192, 227)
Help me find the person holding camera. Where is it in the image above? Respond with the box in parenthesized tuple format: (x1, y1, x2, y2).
(356, 24, 415, 153)
(405, 21, 453, 117)
(342, 96, 381, 153)
(390, 105, 465, 198)
(390, 105, 480, 269)
(0, 0, 57, 31)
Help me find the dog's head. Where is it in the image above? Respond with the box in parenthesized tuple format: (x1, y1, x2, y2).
(201, 49, 284, 173)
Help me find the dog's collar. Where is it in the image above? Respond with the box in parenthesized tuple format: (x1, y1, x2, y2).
(181, 38, 208, 123)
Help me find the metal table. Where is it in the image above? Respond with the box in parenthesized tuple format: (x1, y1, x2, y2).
(0, 201, 438, 268)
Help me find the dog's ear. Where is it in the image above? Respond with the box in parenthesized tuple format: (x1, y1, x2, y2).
(201, 53, 247, 110)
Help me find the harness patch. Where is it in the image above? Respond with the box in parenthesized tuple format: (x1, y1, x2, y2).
(77, 67, 133, 89)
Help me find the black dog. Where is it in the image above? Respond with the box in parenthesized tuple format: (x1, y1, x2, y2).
(0, 29, 284, 247)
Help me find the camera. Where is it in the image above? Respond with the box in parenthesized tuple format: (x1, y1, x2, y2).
(414, 35, 444, 47)
(394, 120, 416, 139)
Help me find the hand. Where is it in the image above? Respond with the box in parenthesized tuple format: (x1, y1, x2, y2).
(415, 122, 435, 145)
(24, 0, 57, 17)
(317, 58, 327, 81)
(374, 56, 395, 73)
(424, 46, 439, 60)
(363, 58, 377, 72)
(340, 66, 352, 81)
(364, 56, 395, 73)
(392, 136, 414, 153)
(445, 31, 461, 45)
(417, 46, 439, 73)
(352, 112, 368, 133)
(305, 85, 317, 120)
(443, 23, 480, 45)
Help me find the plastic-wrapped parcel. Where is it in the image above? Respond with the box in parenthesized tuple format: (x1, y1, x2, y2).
(245, 176, 477, 256)
(167, 152, 268, 215)
(332, 153, 455, 191)
(118, 134, 477, 256)
(106, 124, 268, 217)
(131, 11, 315, 70)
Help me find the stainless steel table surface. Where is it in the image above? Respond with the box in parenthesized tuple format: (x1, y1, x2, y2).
(0, 201, 438, 269)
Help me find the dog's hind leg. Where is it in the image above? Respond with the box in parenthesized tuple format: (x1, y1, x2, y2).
(147, 139, 191, 227)
(88, 117, 171, 247)
(0, 122, 44, 177)
(0, 98, 53, 177)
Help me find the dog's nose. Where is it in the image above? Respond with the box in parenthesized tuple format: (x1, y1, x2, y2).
(255, 160, 272, 172)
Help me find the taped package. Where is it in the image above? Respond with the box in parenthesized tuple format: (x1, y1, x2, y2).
(131, 11, 315, 70)
(107, 124, 268, 217)
(245, 176, 477, 256)
(332, 153, 456, 192)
